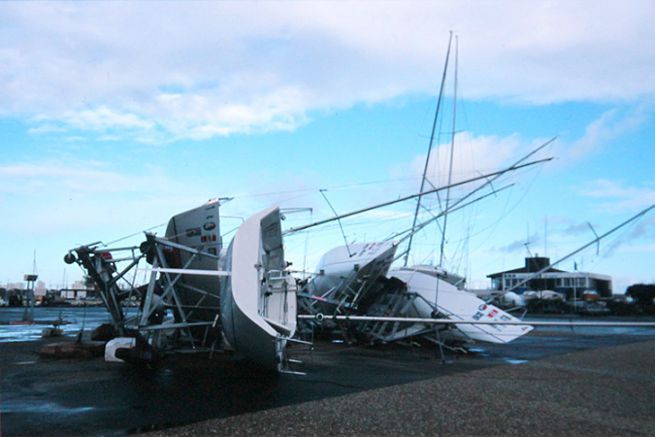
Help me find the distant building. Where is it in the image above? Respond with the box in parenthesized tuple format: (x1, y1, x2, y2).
(487, 256, 612, 299)
(60, 289, 87, 300)
(35, 280, 47, 297)
(61, 277, 96, 300)
(5, 282, 25, 290)
(70, 279, 89, 290)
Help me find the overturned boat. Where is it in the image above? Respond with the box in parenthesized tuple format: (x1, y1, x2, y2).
(298, 243, 532, 346)
(302, 241, 397, 315)
(66, 201, 299, 372)
(386, 266, 532, 344)
(220, 206, 298, 371)
(163, 199, 223, 325)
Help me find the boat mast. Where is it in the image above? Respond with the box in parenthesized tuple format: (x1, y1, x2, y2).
(438, 35, 458, 269)
(284, 157, 552, 235)
(403, 31, 453, 267)
(385, 138, 557, 248)
(433, 36, 458, 314)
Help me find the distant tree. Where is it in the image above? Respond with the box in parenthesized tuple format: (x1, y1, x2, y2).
(625, 283, 655, 307)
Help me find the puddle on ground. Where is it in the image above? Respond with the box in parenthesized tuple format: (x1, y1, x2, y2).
(503, 358, 528, 365)
(1, 400, 95, 415)
(467, 347, 490, 357)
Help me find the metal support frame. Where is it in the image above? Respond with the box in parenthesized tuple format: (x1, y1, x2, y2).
(66, 233, 224, 355)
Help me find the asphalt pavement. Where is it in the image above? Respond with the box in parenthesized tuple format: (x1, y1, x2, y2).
(1, 319, 654, 436)
(149, 337, 655, 436)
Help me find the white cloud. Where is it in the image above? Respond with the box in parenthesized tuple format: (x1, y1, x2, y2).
(0, 160, 156, 194)
(1, 1, 654, 142)
(581, 179, 655, 212)
(28, 89, 309, 143)
(408, 132, 524, 186)
(0, 158, 215, 237)
(562, 107, 649, 160)
(561, 222, 596, 237)
(395, 131, 553, 205)
(600, 215, 655, 259)
(496, 232, 542, 254)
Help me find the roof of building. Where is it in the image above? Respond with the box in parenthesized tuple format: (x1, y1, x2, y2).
(487, 256, 565, 278)
(487, 266, 564, 278)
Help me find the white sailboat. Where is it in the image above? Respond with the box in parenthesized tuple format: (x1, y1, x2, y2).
(389, 266, 533, 344)
(300, 243, 532, 345)
(305, 241, 397, 314)
(220, 206, 297, 371)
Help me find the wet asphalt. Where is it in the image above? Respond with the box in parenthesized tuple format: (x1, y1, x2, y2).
(1, 317, 655, 436)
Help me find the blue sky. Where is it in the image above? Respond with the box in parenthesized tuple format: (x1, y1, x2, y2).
(1, 1, 654, 293)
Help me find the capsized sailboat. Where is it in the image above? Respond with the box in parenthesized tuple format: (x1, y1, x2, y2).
(298, 242, 532, 345)
(389, 266, 533, 344)
(220, 206, 297, 371)
(303, 241, 397, 314)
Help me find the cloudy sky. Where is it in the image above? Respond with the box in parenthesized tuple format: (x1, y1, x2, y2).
(1, 1, 654, 292)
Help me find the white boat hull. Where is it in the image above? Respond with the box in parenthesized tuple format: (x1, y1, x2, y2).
(220, 206, 297, 371)
(307, 241, 397, 312)
(391, 267, 533, 344)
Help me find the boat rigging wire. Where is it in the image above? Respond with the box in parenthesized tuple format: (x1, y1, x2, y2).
(103, 222, 167, 247)
(319, 189, 353, 257)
